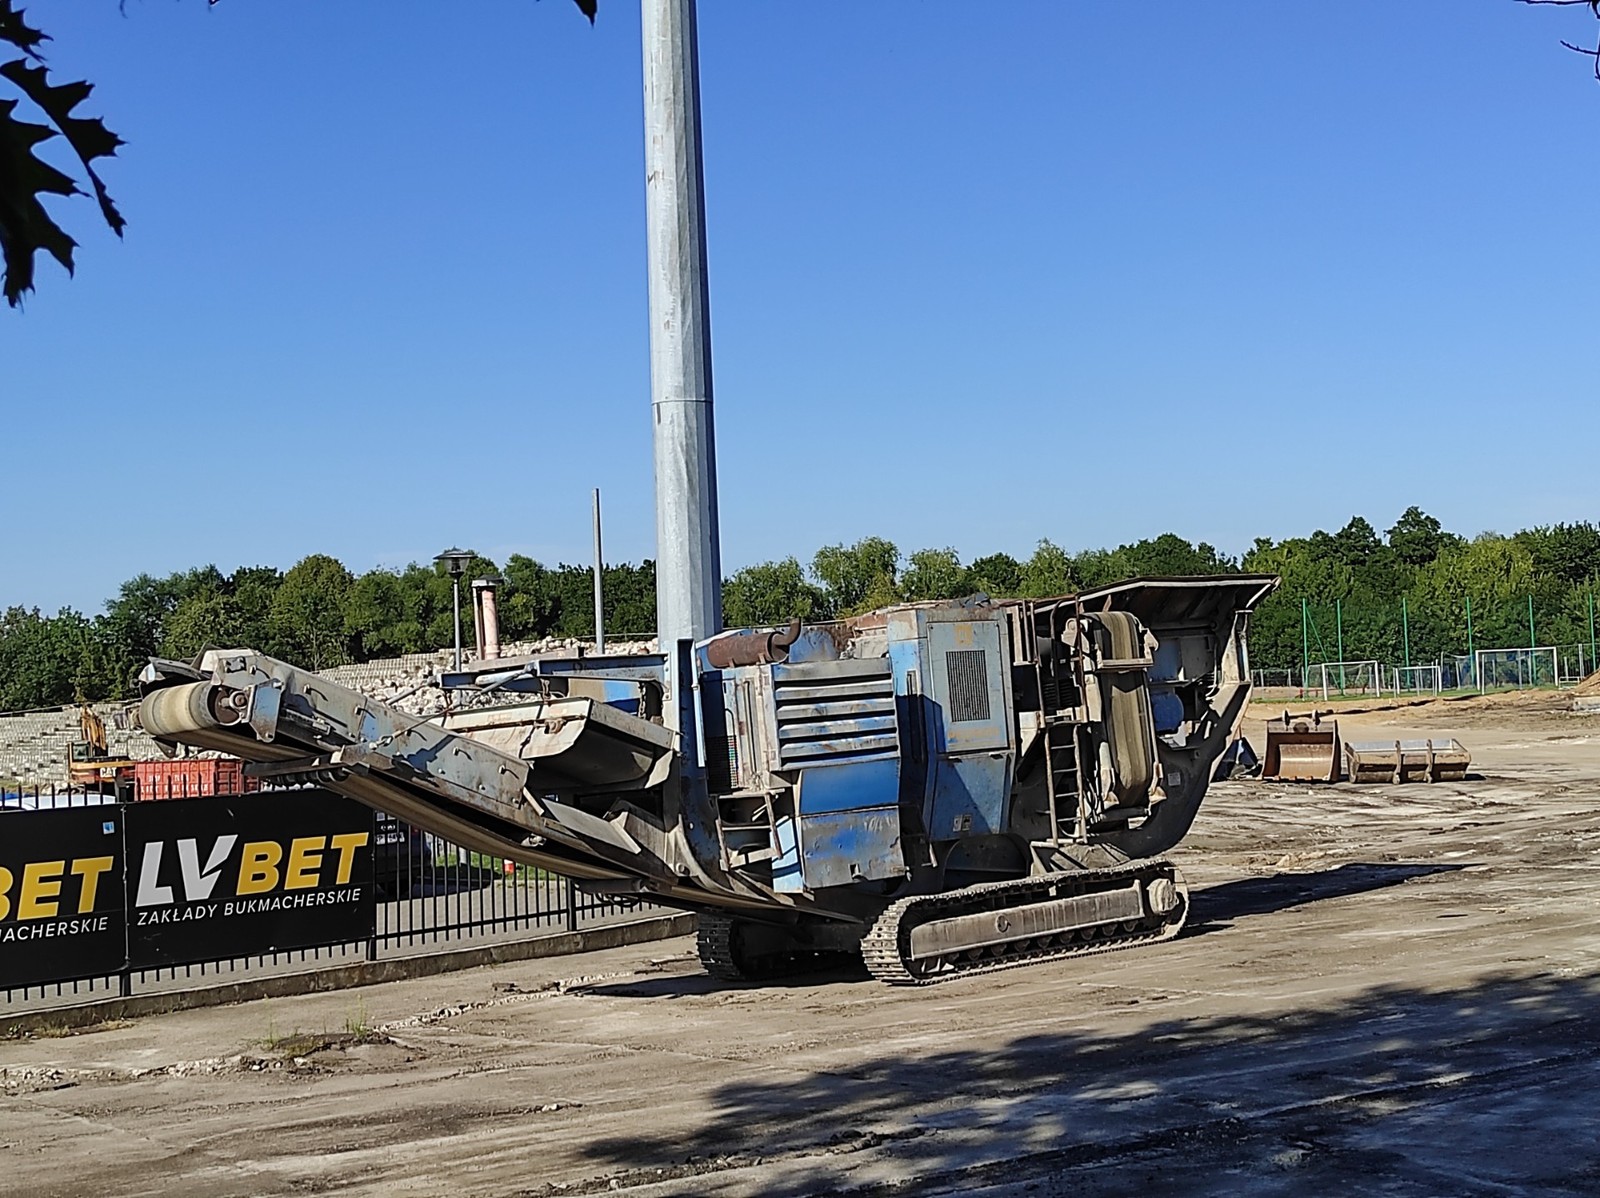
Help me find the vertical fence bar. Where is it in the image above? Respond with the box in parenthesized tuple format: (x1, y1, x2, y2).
(1300, 599, 1310, 697)
(1590, 589, 1596, 679)
(1335, 598, 1345, 693)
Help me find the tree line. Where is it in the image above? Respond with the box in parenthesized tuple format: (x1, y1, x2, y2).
(3, 508, 1599, 710)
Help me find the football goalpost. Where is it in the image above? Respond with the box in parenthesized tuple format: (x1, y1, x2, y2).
(1393, 664, 1442, 696)
(1311, 660, 1383, 699)
(1251, 668, 1295, 689)
(1474, 647, 1560, 691)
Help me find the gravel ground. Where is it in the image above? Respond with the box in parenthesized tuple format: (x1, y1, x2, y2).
(2, 694, 1598, 1196)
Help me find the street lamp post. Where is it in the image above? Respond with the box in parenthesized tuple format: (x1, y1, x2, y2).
(434, 548, 476, 672)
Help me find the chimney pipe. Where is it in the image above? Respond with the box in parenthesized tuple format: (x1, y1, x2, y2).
(471, 580, 487, 662)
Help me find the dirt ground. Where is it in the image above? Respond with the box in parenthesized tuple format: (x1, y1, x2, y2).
(3, 693, 1599, 1197)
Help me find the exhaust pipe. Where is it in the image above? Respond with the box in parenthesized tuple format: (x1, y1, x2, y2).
(702, 618, 802, 669)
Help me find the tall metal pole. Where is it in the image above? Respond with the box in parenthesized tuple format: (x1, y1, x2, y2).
(1301, 598, 1310, 697)
(593, 487, 607, 654)
(1335, 598, 1345, 694)
(452, 577, 463, 672)
(1529, 594, 1538, 684)
(1589, 588, 1595, 677)
(1466, 594, 1475, 691)
(642, 0, 723, 713)
(1401, 596, 1411, 670)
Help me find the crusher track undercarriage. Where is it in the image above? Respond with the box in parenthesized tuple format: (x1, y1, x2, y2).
(695, 858, 1189, 986)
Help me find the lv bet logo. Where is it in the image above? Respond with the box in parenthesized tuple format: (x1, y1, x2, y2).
(136, 834, 370, 906)
(0, 856, 115, 921)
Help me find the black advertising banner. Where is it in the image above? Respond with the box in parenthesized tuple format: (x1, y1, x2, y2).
(125, 790, 376, 969)
(0, 805, 126, 988)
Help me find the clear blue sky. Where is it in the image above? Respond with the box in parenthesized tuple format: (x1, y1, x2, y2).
(5, 1, 1598, 614)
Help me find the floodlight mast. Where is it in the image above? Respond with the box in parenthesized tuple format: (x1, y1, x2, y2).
(642, 0, 722, 727)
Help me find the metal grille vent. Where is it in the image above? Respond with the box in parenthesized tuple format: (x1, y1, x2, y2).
(706, 735, 738, 793)
(773, 663, 897, 765)
(945, 649, 991, 723)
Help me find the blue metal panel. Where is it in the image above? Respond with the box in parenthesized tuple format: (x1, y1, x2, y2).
(928, 753, 1011, 840)
(796, 758, 901, 815)
(888, 633, 932, 811)
(798, 808, 904, 890)
(927, 620, 1010, 753)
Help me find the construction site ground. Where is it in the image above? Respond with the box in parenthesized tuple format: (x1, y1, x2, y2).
(3, 692, 1598, 1196)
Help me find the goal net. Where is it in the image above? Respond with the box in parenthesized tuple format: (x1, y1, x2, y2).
(1475, 647, 1559, 691)
(1392, 665, 1442, 696)
(1312, 660, 1382, 699)
(1251, 668, 1295, 689)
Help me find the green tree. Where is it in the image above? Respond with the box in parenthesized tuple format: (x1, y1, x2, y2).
(1387, 506, 1458, 569)
(722, 558, 828, 628)
(1018, 540, 1077, 598)
(269, 554, 354, 670)
(901, 548, 969, 602)
(500, 555, 560, 641)
(598, 560, 657, 639)
(227, 565, 281, 650)
(0, 606, 100, 709)
(812, 537, 900, 615)
(1514, 523, 1600, 588)
(967, 552, 1022, 597)
(161, 589, 239, 660)
(345, 568, 425, 658)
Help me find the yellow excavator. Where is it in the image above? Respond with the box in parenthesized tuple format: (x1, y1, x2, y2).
(67, 705, 139, 799)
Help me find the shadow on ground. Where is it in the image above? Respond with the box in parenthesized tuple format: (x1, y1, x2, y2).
(1187, 861, 1463, 929)
(564, 969, 1600, 1197)
(581, 862, 1457, 1000)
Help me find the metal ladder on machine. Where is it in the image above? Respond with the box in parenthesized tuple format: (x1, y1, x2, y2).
(714, 790, 780, 870)
(1032, 603, 1088, 846)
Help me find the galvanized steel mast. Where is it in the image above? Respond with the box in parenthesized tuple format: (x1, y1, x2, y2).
(592, 487, 606, 654)
(642, 0, 723, 724)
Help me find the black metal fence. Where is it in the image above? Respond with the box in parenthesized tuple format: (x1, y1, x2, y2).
(0, 786, 658, 1015)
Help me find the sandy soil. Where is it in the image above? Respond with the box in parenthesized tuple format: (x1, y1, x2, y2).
(3, 692, 1598, 1196)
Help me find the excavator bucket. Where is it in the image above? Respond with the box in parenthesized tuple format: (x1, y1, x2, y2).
(1262, 710, 1342, 783)
(1344, 738, 1470, 784)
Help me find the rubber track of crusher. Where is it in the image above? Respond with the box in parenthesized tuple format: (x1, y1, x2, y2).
(860, 859, 1188, 986)
(696, 912, 746, 981)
